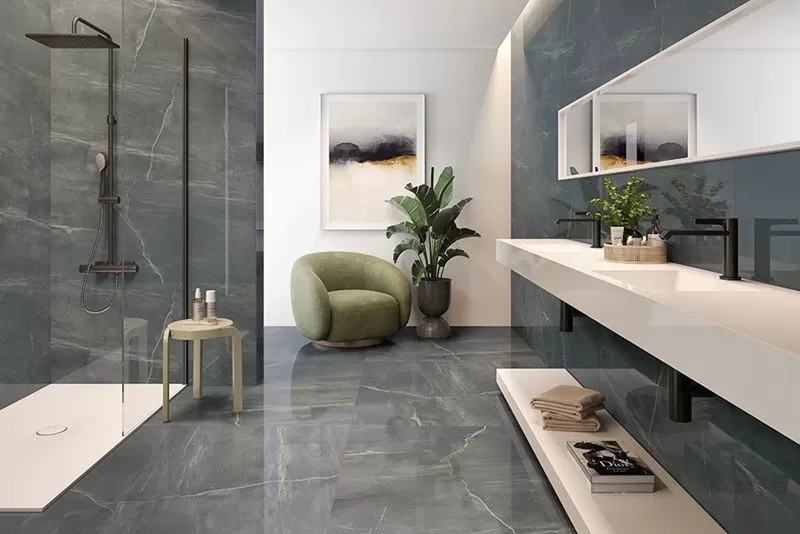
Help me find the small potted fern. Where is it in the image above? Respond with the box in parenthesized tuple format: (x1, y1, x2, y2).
(589, 177, 659, 245)
(386, 167, 480, 339)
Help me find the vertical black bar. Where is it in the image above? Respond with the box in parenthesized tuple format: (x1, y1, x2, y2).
(255, 0, 264, 384)
(107, 47, 115, 264)
(559, 301, 574, 333)
(722, 217, 740, 281)
(182, 37, 190, 385)
(668, 368, 692, 423)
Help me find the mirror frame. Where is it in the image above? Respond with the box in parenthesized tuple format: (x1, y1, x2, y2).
(557, 0, 798, 181)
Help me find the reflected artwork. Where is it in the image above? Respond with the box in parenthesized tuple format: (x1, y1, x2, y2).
(594, 93, 696, 171)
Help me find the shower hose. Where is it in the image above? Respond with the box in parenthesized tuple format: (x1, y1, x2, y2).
(80, 207, 119, 315)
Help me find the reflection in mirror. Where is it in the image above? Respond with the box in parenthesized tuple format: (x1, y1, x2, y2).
(559, 0, 800, 179)
(753, 218, 800, 283)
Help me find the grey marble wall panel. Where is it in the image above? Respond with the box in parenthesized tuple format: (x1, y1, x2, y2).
(183, 0, 259, 386)
(0, 0, 52, 407)
(118, 0, 258, 386)
(511, 0, 800, 531)
(117, 0, 185, 385)
(48, 1, 125, 383)
(42, 0, 258, 387)
(1, 0, 257, 398)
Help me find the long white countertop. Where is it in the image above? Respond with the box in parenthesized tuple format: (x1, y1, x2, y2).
(498, 238, 800, 445)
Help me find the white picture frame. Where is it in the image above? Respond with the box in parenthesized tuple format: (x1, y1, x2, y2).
(321, 93, 426, 231)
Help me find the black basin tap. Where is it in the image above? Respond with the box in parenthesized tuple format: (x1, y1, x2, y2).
(663, 218, 740, 280)
(555, 211, 602, 248)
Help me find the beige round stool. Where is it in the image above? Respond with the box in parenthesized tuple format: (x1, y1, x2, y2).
(162, 318, 243, 423)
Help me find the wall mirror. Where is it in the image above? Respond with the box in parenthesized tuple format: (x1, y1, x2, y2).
(558, 0, 800, 180)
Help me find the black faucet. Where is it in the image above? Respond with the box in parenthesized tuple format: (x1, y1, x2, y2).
(663, 218, 740, 280)
(753, 218, 800, 282)
(555, 211, 602, 248)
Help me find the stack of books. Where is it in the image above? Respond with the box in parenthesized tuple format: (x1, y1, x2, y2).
(567, 440, 655, 493)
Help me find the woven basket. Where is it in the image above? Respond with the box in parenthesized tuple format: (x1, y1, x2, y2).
(604, 244, 667, 264)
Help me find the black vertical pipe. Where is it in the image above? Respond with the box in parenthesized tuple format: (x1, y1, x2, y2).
(182, 37, 189, 385)
(559, 301, 574, 333)
(107, 47, 115, 265)
(722, 217, 740, 281)
(668, 368, 692, 423)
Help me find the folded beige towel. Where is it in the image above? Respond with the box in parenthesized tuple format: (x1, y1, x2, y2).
(531, 400, 604, 421)
(543, 411, 593, 422)
(532, 384, 606, 410)
(541, 411, 601, 432)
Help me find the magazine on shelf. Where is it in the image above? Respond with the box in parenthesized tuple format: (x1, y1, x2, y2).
(589, 482, 654, 494)
(566, 440, 655, 485)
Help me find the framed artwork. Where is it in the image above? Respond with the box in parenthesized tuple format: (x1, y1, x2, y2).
(592, 93, 697, 172)
(321, 93, 426, 230)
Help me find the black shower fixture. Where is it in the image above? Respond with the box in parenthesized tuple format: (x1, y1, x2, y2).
(27, 17, 138, 314)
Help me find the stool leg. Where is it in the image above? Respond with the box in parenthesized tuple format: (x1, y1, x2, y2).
(232, 330, 243, 414)
(162, 329, 171, 423)
(193, 341, 203, 400)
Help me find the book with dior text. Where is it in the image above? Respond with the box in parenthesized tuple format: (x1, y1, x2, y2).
(567, 440, 655, 485)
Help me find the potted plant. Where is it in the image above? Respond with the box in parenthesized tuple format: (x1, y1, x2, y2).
(589, 176, 659, 245)
(386, 166, 480, 339)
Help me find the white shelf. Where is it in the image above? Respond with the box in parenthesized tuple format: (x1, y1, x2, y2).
(497, 368, 724, 534)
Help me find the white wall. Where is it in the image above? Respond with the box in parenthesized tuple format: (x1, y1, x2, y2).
(264, 40, 511, 326)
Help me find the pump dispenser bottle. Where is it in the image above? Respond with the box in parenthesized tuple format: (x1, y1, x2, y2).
(192, 288, 206, 322)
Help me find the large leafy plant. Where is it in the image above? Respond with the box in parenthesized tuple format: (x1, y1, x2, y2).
(589, 176, 659, 230)
(387, 167, 480, 285)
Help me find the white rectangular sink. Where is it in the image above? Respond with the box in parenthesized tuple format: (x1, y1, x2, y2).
(595, 269, 758, 293)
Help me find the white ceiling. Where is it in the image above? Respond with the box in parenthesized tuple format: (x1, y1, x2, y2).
(265, 0, 530, 50)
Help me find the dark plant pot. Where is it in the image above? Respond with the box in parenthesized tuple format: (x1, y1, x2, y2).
(416, 279, 452, 339)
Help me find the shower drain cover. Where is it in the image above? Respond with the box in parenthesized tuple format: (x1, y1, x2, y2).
(36, 425, 68, 436)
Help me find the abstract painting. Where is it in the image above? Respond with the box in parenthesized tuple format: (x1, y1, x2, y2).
(322, 94, 425, 230)
(593, 94, 696, 171)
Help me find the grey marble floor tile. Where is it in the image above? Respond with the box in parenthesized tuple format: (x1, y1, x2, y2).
(263, 326, 395, 363)
(360, 360, 509, 397)
(148, 385, 264, 427)
(351, 385, 505, 428)
(2, 422, 348, 534)
(327, 424, 575, 534)
(350, 359, 531, 428)
(0, 328, 574, 533)
(258, 352, 366, 425)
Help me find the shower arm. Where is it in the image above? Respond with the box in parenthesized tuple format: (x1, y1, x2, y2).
(71, 17, 113, 40)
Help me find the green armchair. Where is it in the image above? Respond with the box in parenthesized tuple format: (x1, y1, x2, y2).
(291, 252, 412, 347)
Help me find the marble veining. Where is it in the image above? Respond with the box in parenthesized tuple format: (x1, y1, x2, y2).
(0, 327, 576, 534)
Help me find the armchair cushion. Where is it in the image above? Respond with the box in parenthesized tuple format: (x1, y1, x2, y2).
(327, 290, 400, 342)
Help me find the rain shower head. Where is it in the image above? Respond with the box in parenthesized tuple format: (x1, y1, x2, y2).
(26, 16, 119, 49)
(25, 33, 119, 49)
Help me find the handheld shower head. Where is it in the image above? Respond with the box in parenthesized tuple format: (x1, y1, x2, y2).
(95, 152, 108, 172)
